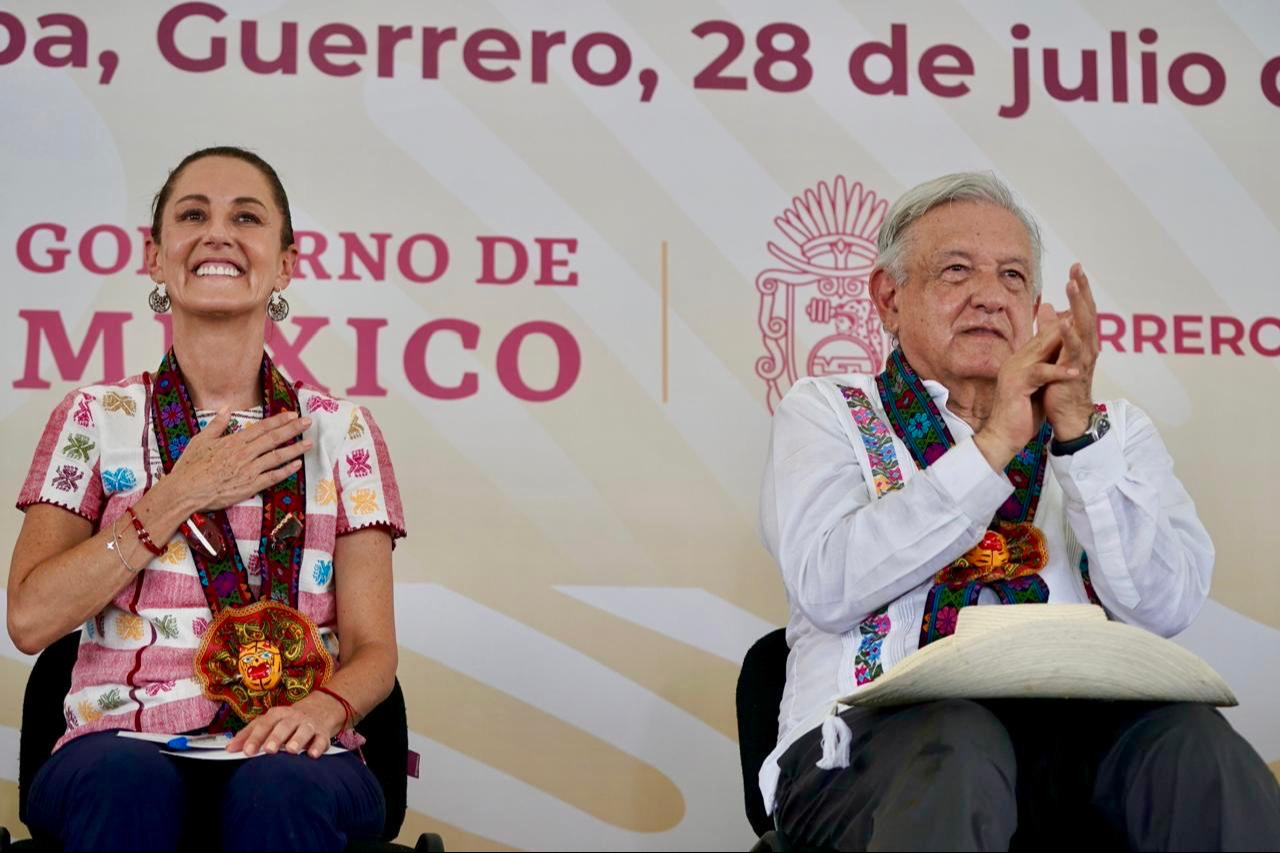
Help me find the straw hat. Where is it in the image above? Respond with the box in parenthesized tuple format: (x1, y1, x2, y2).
(847, 604, 1237, 707)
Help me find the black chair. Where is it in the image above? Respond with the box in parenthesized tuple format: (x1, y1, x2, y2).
(735, 628, 790, 852)
(2, 633, 444, 852)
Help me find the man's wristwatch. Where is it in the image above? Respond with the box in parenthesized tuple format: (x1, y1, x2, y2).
(1050, 409, 1111, 456)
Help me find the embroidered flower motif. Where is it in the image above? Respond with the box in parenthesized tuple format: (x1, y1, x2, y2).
(160, 402, 184, 428)
(116, 613, 144, 641)
(153, 614, 180, 640)
(62, 434, 95, 462)
(313, 559, 333, 586)
(64, 706, 78, 730)
(161, 541, 188, 565)
(307, 395, 340, 414)
(935, 606, 959, 636)
(854, 605, 890, 686)
(102, 467, 137, 495)
(97, 688, 127, 711)
(103, 391, 136, 416)
(167, 434, 189, 458)
(350, 488, 378, 515)
(51, 465, 84, 492)
(192, 616, 209, 637)
(347, 410, 365, 439)
(144, 681, 176, 696)
(77, 700, 103, 723)
(73, 395, 95, 428)
(905, 411, 931, 440)
(316, 478, 337, 506)
(346, 449, 373, 478)
(246, 552, 261, 577)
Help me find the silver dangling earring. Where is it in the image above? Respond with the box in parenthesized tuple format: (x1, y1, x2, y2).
(148, 283, 170, 313)
(267, 290, 290, 322)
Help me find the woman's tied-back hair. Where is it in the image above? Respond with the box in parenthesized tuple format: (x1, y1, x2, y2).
(150, 146, 294, 250)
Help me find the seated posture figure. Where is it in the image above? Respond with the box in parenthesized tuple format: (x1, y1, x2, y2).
(758, 172, 1280, 851)
(8, 147, 405, 851)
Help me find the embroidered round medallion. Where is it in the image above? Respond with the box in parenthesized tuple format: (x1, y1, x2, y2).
(194, 600, 334, 722)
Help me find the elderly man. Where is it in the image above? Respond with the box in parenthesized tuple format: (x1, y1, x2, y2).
(758, 172, 1280, 851)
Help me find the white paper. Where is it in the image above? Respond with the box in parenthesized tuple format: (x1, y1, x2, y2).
(116, 730, 349, 760)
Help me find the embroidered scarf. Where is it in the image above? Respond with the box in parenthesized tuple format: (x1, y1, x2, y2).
(874, 348, 1052, 646)
(149, 349, 307, 612)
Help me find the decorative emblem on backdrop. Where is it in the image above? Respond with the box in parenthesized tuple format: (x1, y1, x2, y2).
(755, 178, 892, 412)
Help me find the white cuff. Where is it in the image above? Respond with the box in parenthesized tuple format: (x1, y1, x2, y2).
(1050, 431, 1126, 506)
(928, 437, 1015, 525)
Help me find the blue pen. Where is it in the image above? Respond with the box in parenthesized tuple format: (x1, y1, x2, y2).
(166, 732, 231, 750)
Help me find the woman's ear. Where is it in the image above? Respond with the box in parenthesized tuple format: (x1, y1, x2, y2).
(144, 236, 164, 284)
(275, 244, 298, 292)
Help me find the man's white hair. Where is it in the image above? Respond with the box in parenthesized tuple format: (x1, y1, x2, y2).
(874, 171, 1044, 297)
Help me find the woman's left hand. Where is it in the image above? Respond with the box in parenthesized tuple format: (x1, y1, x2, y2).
(227, 694, 345, 759)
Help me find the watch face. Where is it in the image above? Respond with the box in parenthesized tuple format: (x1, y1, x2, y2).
(1092, 412, 1111, 440)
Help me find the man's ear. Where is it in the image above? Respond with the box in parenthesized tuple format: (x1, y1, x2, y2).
(868, 267, 901, 336)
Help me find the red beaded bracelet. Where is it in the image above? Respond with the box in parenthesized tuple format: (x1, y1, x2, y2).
(315, 686, 356, 732)
(125, 506, 165, 556)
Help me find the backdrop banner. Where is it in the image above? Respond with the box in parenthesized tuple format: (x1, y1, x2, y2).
(2, 2, 1277, 848)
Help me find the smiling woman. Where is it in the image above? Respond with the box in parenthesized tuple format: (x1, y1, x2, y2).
(8, 146, 406, 851)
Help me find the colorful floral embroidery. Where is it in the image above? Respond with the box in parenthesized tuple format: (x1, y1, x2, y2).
(316, 478, 337, 506)
(62, 433, 95, 463)
(854, 608, 891, 685)
(877, 348, 1050, 521)
(991, 575, 1050, 605)
(154, 614, 181, 640)
(347, 410, 365, 439)
(161, 541, 188, 565)
(160, 402, 184, 428)
(307, 395, 340, 414)
(875, 350, 1056, 648)
(51, 465, 83, 492)
(102, 467, 137, 495)
(920, 583, 981, 643)
(837, 386, 901, 687)
(192, 616, 209, 637)
(838, 386, 905, 497)
(313, 559, 333, 586)
(167, 434, 189, 458)
(144, 680, 176, 696)
(103, 391, 136, 416)
(116, 613, 144, 641)
(97, 688, 127, 711)
(73, 395, 95, 428)
(350, 488, 378, 515)
(346, 450, 373, 478)
(77, 700, 103, 723)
